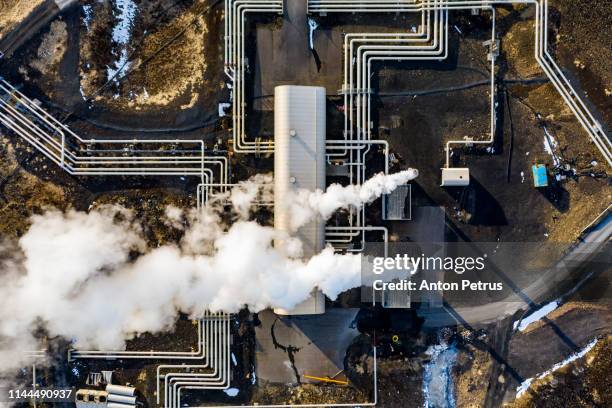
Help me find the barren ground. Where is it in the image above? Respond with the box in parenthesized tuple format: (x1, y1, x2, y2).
(0, 0, 45, 40)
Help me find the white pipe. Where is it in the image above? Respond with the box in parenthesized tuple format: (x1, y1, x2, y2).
(195, 347, 379, 408)
(70, 319, 206, 360)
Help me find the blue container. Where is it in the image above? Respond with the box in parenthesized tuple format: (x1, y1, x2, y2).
(532, 164, 548, 188)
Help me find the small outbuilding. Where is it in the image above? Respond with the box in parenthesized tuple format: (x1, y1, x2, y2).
(441, 167, 470, 187)
(532, 164, 548, 188)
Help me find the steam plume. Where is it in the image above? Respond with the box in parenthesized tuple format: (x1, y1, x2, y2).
(0, 170, 417, 372)
(288, 169, 418, 230)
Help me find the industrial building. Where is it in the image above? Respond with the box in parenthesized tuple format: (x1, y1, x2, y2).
(273, 85, 327, 315)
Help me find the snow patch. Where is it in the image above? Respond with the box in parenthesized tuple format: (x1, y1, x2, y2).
(542, 126, 560, 166)
(423, 342, 458, 408)
(513, 300, 559, 332)
(219, 103, 231, 117)
(107, 0, 138, 82)
(516, 338, 598, 398)
(82, 5, 93, 31)
(224, 388, 239, 397)
(308, 18, 319, 50)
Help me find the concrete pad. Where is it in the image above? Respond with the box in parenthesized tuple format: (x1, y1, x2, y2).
(255, 308, 360, 384)
(386, 206, 447, 309)
(253, 1, 345, 110)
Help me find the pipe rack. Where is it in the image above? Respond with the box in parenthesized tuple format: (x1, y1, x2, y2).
(156, 313, 231, 408)
(314, 0, 611, 249)
(313, 0, 611, 167)
(225, 0, 283, 153)
(0, 78, 230, 202)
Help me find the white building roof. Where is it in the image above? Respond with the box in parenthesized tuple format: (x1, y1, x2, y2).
(273, 85, 327, 315)
(274, 85, 326, 258)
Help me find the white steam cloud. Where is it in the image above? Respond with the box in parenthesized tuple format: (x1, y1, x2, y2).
(287, 169, 419, 230)
(0, 170, 417, 371)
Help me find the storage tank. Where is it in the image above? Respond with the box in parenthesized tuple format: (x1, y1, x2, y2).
(107, 393, 137, 405)
(273, 85, 326, 315)
(105, 384, 136, 396)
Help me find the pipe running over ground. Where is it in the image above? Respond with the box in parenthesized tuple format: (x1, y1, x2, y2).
(2, 1, 610, 406)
